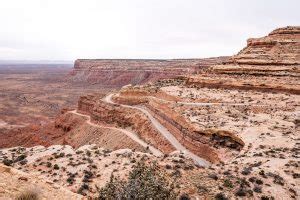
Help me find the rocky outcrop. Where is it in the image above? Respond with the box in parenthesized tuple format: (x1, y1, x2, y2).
(70, 57, 228, 87)
(77, 94, 101, 114)
(0, 164, 82, 200)
(186, 26, 300, 94)
(227, 26, 300, 66)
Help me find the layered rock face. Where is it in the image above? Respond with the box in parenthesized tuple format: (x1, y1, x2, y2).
(187, 26, 300, 94)
(70, 57, 228, 87)
(228, 26, 300, 66)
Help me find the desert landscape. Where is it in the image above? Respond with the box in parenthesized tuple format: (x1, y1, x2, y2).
(0, 1, 300, 199)
(0, 26, 299, 199)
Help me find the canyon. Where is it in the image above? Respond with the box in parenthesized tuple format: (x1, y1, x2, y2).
(0, 26, 299, 199)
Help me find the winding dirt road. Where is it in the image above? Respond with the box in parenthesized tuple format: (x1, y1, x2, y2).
(148, 96, 266, 107)
(68, 110, 163, 157)
(103, 94, 210, 166)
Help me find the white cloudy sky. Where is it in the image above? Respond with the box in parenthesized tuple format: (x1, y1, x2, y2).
(0, 0, 299, 60)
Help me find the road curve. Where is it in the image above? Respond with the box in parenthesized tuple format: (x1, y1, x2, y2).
(68, 110, 163, 157)
(103, 94, 210, 167)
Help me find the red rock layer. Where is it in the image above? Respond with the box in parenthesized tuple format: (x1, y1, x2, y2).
(70, 57, 228, 87)
(186, 73, 300, 95)
(186, 26, 300, 94)
(228, 26, 300, 66)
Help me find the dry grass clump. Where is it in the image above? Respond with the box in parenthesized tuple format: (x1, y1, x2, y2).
(16, 190, 39, 200)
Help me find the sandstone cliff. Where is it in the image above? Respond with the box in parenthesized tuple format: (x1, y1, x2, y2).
(70, 57, 228, 87)
(187, 26, 300, 94)
(228, 26, 300, 66)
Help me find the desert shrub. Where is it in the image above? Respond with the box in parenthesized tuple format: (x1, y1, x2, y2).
(98, 161, 177, 199)
(67, 176, 74, 184)
(15, 154, 27, 162)
(98, 174, 125, 199)
(19, 159, 28, 165)
(86, 150, 91, 157)
(223, 179, 233, 188)
(76, 150, 83, 154)
(215, 193, 229, 200)
(179, 193, 190, 200)
(53, 164, 59, 170)
(3, 159, 13, 166)
(165, 164, 172, 170)
(82, 170, 93, 182)
(54, 152, 65, 159)
(261, 196, 275, 200)
(16, 190, 39, 200)
(235, 188, 247, 197)
(46, 162, 52, 168)
(253, 186, 262, 193)
(78, 183, 89, 195)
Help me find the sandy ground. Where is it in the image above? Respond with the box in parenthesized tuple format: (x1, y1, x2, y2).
(0, 144, 200, 198)
(0, 163, 82, 200)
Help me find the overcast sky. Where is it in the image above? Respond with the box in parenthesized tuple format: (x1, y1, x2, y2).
(0, 0, 299, 61)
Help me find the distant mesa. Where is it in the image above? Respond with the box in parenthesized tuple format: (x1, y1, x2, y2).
(70, 57, 229, 87)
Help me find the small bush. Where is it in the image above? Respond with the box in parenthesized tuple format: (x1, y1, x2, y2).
(76, 150, 83, 154)
(53, 164, 59, 170)
(19, 159, 28, 165)
(99, 161, 177, 199)
(3, 159, 13, 166)
(256, 179, 263, 185)
(235, 188, 247, 197)
(179, 193, 190, 200)
(261, 196, 275, 200)
(15, 154, 27, 162)
(253, 186, 262, 193)
(46, 162, 52, 168)
(86, 150, 91, 157)
(215, 193, 229, 200)
(78, 183, 89, 195)
(223, 179, 233, 188)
